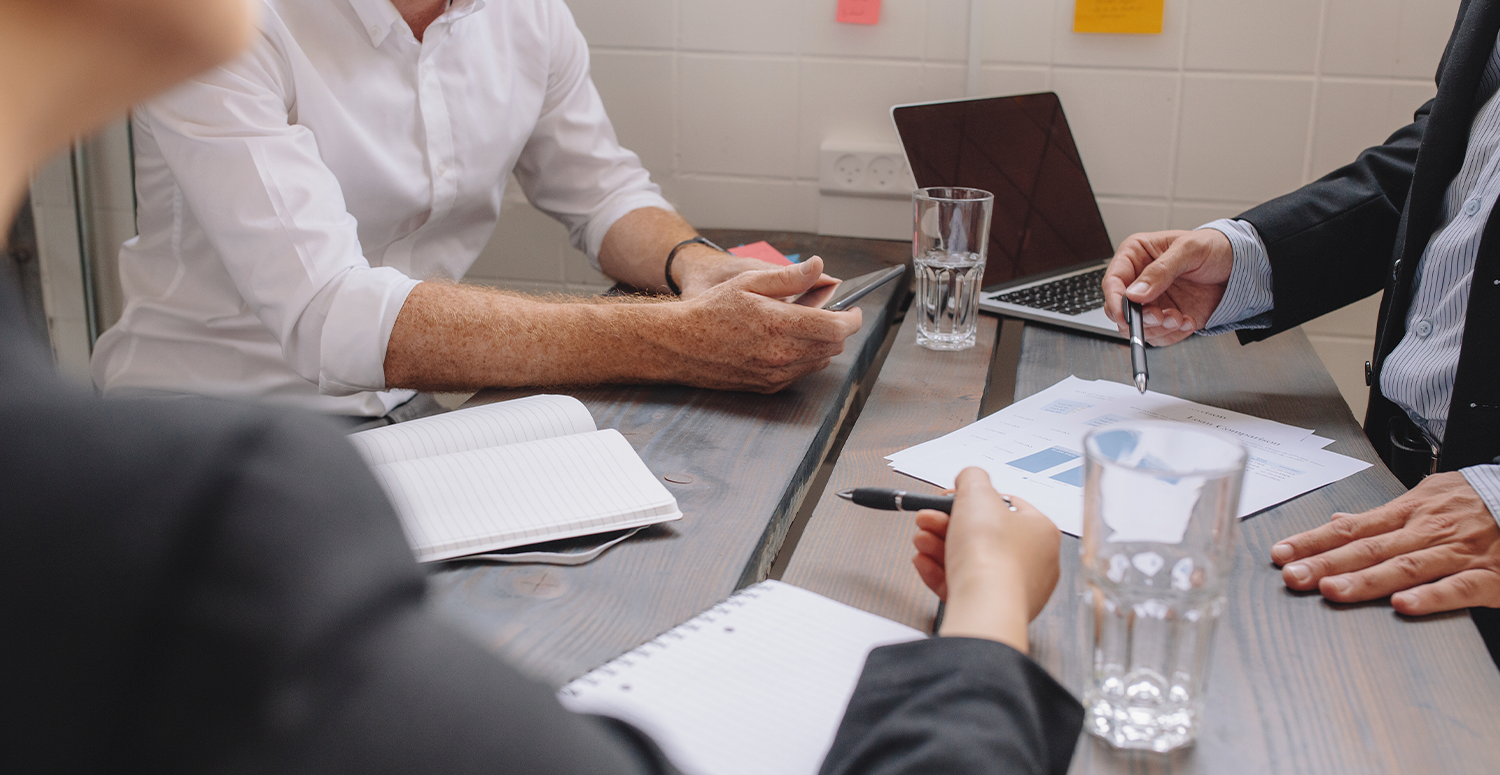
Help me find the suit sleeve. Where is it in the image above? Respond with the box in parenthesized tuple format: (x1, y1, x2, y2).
(137, 410, 679, 775)
(819, 638, 1083, 775)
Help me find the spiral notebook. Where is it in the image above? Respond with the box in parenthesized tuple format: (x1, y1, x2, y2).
(349, 395, 682, 563)
(558, 580, 925, 775)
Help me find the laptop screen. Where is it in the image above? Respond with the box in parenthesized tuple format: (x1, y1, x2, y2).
(892, 93, 1115, 289)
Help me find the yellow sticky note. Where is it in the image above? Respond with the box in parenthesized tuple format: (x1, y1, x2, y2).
(1073, 0, 1164, 35)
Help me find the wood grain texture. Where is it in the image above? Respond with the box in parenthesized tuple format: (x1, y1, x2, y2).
(1013, 325, 1500, 774)
(427, 234, 907, 687)
(780, 309, 1000, 627)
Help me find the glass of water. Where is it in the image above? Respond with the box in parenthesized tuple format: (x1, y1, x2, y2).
(912, 187, 992, 350)
(1080, 422, 1247, 752)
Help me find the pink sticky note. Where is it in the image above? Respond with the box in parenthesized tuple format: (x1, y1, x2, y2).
(729, 241, 792, 266)
(836, 0, 881, 25)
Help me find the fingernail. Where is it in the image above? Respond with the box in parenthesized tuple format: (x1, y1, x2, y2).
(1271, 543, 1293, 563)
(1326, 577, 1351, 596)
(1128, 282, 1149, 295)
(1393, 592, 1415, 609)
(1178, 319, 1194, 331)
(801, 261, 817, 275)
(1144, 312, 1160, 326)
(1286, 563, 1311, 584)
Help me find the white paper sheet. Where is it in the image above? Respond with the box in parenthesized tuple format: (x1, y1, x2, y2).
(886, 376, 1372, 536)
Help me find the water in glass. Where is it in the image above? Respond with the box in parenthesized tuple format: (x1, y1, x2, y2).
(914, 249, 983, 350)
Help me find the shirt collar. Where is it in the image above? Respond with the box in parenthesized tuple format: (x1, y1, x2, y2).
(345, 0, 486, 48)
(346, 0, 403, 48)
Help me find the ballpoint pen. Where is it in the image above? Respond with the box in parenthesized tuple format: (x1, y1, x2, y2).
(836, 488, 1022, 514)
(1124, 298, 1149, 393)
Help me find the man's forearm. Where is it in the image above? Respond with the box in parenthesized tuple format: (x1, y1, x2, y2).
(383, 263, 860, 394)
(383, 282, 677, 391)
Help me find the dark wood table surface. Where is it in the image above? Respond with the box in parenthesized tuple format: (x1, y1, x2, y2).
(431, 231, 908, 685)
(786, 313, 1500, 773)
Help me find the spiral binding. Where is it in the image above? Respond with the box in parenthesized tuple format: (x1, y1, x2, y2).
(559, 583, 769, 696)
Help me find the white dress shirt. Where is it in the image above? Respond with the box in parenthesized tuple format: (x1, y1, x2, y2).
(91, 0, 671, 416)
(1199, 31, 1500, 520)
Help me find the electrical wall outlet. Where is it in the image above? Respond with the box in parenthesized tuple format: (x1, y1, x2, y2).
(818, 141, 914, 198)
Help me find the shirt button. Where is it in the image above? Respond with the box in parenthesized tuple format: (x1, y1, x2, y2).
(1414, 318, 1434, 337)
(1465, 198, 1483, 216)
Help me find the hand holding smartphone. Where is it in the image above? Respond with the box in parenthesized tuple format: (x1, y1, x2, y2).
(793, 265, 906, 311)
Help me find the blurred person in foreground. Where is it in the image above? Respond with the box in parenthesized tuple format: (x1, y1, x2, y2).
(1101, 0, 1500, 661)
(1, 5, 1079, 770)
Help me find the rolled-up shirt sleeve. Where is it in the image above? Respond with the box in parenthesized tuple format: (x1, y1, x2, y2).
(1200, 218, 1276, 334)
(137, 34, 416, 396)
(511, 0, 673, 265)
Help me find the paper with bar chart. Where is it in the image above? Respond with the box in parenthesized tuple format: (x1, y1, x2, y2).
(885, 376, 1370, 536)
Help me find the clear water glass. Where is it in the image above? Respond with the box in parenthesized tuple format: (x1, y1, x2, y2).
(912, 187, 992, 350)
(1080, 422, 1247, 752)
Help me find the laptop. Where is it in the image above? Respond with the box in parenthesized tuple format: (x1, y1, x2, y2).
(891, 93, 1123, 339)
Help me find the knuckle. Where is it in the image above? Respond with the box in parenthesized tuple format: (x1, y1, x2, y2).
(1450, 574, 1482, 600)
(1391, 554, 1425, 583)
(1329, 518, 1363, 542)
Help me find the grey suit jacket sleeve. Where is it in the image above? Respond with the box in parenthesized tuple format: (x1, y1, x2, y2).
(820, 638, 1084, 775)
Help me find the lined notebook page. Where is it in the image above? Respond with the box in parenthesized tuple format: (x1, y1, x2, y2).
(372, 429, 681, 562)
(349, 394, 597, 467)
(558, 580, 925, 775)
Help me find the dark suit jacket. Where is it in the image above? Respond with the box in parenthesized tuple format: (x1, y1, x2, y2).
(1233, 0, 1500, 472)
(0, 278, 1080, 773)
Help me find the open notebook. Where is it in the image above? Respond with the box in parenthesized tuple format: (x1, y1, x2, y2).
(559, 581, 925, 775)
(349, 395, 682, 563)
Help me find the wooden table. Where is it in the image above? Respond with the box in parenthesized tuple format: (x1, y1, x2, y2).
(430, 231, 907, 685)
(785, 315, 1500, 773)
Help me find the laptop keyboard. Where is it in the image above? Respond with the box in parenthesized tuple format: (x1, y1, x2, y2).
(990, 268, 1107, 317)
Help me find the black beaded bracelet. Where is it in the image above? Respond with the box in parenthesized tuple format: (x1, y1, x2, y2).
(664, 236, 727, 296)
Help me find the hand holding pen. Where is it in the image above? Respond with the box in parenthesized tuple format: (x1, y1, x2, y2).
(900, 468, 1061, 651)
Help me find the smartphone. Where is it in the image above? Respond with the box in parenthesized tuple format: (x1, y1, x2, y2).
(793, 265, 906, 311)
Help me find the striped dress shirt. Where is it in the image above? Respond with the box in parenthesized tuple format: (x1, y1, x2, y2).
(1200, 32, 1500, 521)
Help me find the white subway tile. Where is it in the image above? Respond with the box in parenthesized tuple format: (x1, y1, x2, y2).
(817, 193, 911, 241)
(666, 178, 819, 232)
(564, 247, 613, 287)
(563, 0, 674, 49)
(85, 120, 136, 215)
(798, 59, 945, 176)
(1322, 0, 1463, 79)
(1051, 0, 1187, 70)
(926, 0, 972, 63)
(1185, 0, 1321, 74)
(976, 66, 1050, 97)
(591, 51, 675, 177)
(680, 0, 801, 55)
(1168, 202, 1258, 230)
(1303, 293, 1382, 338)
(1305, 333, 1375, 418)
(1310, 80, 1437, 181)
(1052, 69, 1177, 198)
(981, 0, 1055, 65)
(1095, 199, 1169, 246)
(799, 0, 928, 60)
(1174, 76, 1313, 202)
(679, 56, 799, 177)
(31, 155, 74, 209)
(469, 201, 568, 283)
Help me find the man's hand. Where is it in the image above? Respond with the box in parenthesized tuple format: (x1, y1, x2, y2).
(671, 245, 838, 300)
(1101, 229, 1234, 346)
(910, 468, 1061, 653)
(655, 256, 862, 393)
(1272, 472, 1500, 614)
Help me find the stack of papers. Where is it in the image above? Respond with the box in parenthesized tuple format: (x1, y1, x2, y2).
(886, 376, 1372, 535)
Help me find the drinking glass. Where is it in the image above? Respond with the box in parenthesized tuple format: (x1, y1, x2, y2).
(912, 187, 992, 350)
(1080, 421, 1247, 752)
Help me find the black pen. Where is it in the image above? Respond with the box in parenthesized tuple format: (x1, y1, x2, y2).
(1124, 298, 1149, 393)
(838, 488, 953, 513)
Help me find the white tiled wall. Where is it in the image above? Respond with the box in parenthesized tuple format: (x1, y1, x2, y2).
(470, 0, 1456, 415)
(34, 0, 1459, 411)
